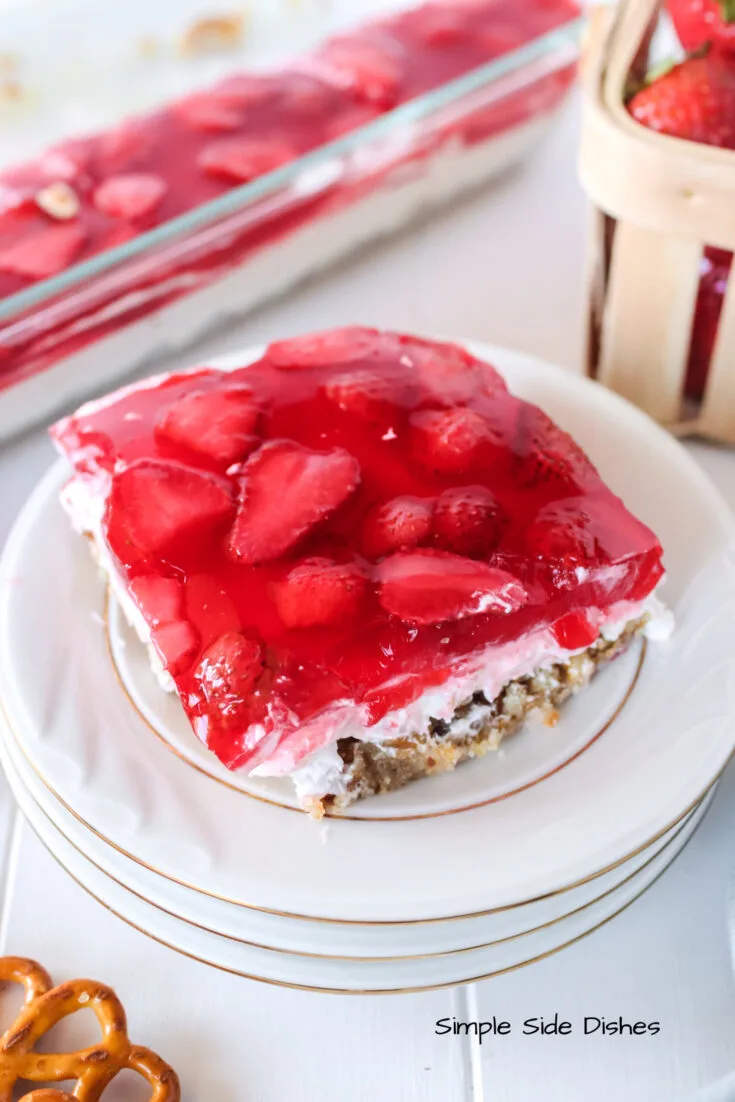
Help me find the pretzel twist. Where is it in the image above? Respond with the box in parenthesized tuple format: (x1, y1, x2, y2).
(24, 1094, 76, 1102)
(0, 958, 179, 1101)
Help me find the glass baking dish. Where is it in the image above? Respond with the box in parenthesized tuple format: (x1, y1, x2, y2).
(0, 3, 583, 440)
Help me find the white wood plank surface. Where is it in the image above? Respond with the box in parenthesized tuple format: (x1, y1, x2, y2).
(0, 774, 20, 953)
(473, 765, 735, 1101)
(0, 822, 472, 1102)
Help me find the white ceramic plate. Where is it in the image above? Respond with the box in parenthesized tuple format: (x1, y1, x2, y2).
(0, 727, 713, 993)
(1, 343, 734, 922)
(0, 709, 706, 958)
(108, 595, 647, 818)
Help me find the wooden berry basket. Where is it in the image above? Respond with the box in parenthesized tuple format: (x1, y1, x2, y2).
(580, 0, 735, 444)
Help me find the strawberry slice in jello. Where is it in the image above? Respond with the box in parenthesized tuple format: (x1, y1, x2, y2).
(51, 327, 668, 812)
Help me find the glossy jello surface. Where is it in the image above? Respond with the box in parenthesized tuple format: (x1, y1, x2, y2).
(52, 328, 663, 773)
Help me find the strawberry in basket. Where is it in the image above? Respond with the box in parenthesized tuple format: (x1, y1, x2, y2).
(627, 48, 735, 399)
(667, 0, 735, 56)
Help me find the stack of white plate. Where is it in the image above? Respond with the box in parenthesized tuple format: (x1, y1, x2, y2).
(1, 346, 734, 994)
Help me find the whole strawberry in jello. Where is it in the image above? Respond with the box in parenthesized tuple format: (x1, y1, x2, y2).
(433, 486, 504, 558)
(410, 407, 499, 473)
(628, 53, 735, 148)
(275, 558, 367, 629)
(362, 496, 434, 558)
(195, 632, 265, 724)
(526, 501, 597, 589)
(513, 405, 596, 491)
(668, 0, 735, 55)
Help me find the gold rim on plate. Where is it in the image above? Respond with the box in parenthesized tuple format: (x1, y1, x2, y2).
(19, 779, 711, 997)
(2, 693, 731, 927)
(3, 728, 710, 962)
(105, 588, 649, 822)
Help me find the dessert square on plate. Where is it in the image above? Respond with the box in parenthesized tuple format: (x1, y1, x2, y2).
(51, 327, 670, 814)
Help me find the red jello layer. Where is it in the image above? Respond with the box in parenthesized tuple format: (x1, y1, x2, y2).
(52, 328, 664, 773)
(0, 0, 578, 394)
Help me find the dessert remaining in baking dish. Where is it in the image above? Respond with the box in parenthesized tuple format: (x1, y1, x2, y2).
(51, 327, 670, 813)
(0, 0, 580, 438)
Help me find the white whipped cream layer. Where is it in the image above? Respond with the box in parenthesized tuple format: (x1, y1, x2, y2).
(272, 592, 672, 802)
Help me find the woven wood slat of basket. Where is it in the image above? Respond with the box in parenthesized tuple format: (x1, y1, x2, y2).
(580, 0, 735, 443)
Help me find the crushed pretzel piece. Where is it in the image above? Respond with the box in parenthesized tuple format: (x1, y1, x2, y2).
(35, 182, 80, 221)
(179, 13, 247, 55)
(305, 797, 326, 821)
(137, 36, 161, 59)
(0, 80, 23, 102)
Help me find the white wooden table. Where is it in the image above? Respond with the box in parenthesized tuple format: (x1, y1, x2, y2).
(2, 95, 735, 1102)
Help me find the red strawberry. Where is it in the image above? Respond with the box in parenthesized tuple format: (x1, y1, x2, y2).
(198, 138, 294, 182)
(227, 441, 360, 564)
(404, 337, 505, 404)
(156, 387, 261, 469)
(410, 407, 497, 473)
(314, 37, 402, 106)
(210, 74, 275, 105)
(284, 74, 379, 134)
(107, 459, 234, 556)
(362, 496, 434, 558)
(668, 0, 735, 55)
(175, 94, 245, 132)
(279, 73, 333, 116)
(378, 549, 527, 625)
(0, 184, 27, 217)
(129, 575, 184, 625)
(514, 405, 596, 490)
(551, 611, 599, 651)
(628, 54, 735, 148)
(414, 6, 472, 46)
(93, 173, 167, 219)
(433, 486, 504, 558)
(0, 222, 85, 279)
(323, 369, 401, 422)
(526, 503, 597, 576)
(266, 326, 381, 370)
(685, 246, 731, 400)
(152, 620, 200, 676)
(194, 631, 264, 721)
(274, 558, 367, 628)
(38, 143, 88, 182)
(94, 121, 152, 175)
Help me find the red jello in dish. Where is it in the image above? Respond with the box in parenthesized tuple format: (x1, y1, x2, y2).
(51, 328, 667, 812)
(0, 0, 580, 440)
